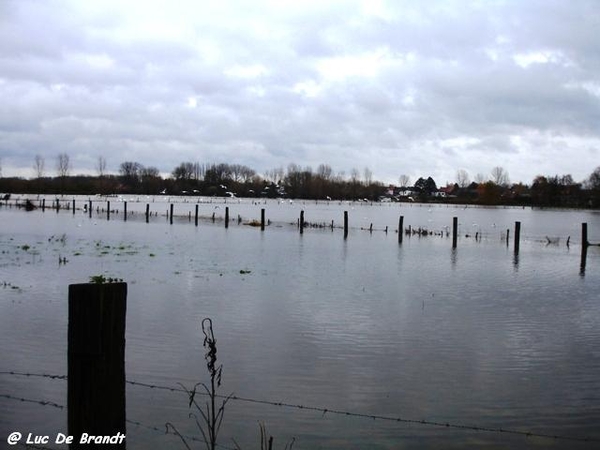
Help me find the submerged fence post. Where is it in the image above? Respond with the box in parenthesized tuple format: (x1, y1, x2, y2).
(343, 211, 348, 239)
(300, 210, 304, 234)
(145, 204, 150, 223)
(195, 204, 199, 227)
(170, 204, 174, 225)
(72, 199, 76, 215)
(225, 206, 229, 228)
(581, 223, 589, 274)
(42, 198, 46, 212)
(88, 200, 92, 218)
(107, 201, 110, 221)
(506, 228, 510, 246)
(514, 221, 521, 254)
(261, 208, 265, 231)
(398, 216, 404, 244)
(452, 217, 458, 248)
(123, 201, 127, 222)
(68, 282, 127, 449)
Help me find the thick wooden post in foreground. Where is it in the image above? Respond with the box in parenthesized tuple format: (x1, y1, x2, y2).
(72, 199, 76, 215)
(145, 204, 150, 223)
(225, 206, 229, 228)
(261, 208, 265, 231)
(107, 201, 110, 221)
(170, 204, 174, 225)
(514, 221, 521, 254)
(300, 210, 304, 234)
(123, 202, 127, 221)
(68, 282, 127, 449)
(452, 217, 458, 248)
(42, 199, 46, 212)
(88, 200, 92, 218)
(195, 204, 199, 226)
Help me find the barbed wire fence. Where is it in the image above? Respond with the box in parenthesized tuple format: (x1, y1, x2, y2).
(2, 370, 599, 447)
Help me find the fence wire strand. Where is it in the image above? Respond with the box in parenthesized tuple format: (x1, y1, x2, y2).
(1, 370, 598, 444)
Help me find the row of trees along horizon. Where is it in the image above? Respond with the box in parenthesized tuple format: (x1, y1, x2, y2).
(1, 154, 600, 208)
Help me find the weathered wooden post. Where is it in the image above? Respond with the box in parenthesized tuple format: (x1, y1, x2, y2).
(506, 228, 510, 246)
(261, 208, 265, 231)
(581, 223, 589, 274)
(195, 204, 199, 227)
(398, 216, 404, 244)
(72, 199, 76, 215)
(300, 210, 304, 234)
(514, 221, 521, 254)
(88, 200, 92, 218)
(170, 204, 174, 225)
(56, 198, 60, 212)
(343, 211, 348, 239)
(107, 201, 110, 221)
(123, 202, 127, 222)
(145, 204, 150, 223)
(42, 198, 46, 212)
(369, 223, 373, 233)
(452, 217, 458, 248)
(225, 206, 229, 228)
(68, 282, 127, 449)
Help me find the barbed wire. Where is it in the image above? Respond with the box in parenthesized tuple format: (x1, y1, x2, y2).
(2, 370, 598, 443)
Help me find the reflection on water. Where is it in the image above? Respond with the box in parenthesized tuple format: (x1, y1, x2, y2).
(1, 204, 600, 449)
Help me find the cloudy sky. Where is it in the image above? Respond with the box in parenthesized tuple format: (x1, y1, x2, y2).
(1, 0, 599, 186)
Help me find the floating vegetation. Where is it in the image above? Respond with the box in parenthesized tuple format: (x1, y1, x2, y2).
(21, 244, 30, 251)
(239, 269, 251, 274)
(89, 275, 124, 284)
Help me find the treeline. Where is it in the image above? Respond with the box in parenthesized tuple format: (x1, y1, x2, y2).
(1, 159, 600, 208)
(0, 161, 385, 201)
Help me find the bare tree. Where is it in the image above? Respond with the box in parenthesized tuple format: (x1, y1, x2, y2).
(317, 163, 332, 180)
(363, 167, 373, 186)
(96, 156, 107, 177)
(585, 166, 600, 190)
(456, 169, 470, 188)
(474, 173, 487, 184)
(56, 153, 70, 178)
(33, 155, 45, 179)
(491, 166, 510, 186)
(398, 174, 410, 188)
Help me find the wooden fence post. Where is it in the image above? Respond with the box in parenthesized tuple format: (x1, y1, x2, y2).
(145, 204, 150, 223)
(514, 221, 521, 254)
(261, 208, 265, 231)
(452, 217, 458, 248)
(398, 216, 404, 244)
(300, 210, 304, 234)
(68, 282, 127, 449)
(343, 211, 348, 239)
(88, 200, 92, 218)
(195, 204, 199, 226)
(107, 201, 110, 221)
(72, 199, 76, 215)
(123, 202, 127, 222)
(225, 206, 229, 228)
(42, 198, 46, 212)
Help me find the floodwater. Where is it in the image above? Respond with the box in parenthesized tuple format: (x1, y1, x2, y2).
(1, 197, 600, 449)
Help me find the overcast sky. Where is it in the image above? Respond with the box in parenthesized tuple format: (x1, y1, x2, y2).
(1, 0, 599, 186)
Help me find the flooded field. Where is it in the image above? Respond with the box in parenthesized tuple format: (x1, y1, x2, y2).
(1, 197, 600, 449)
